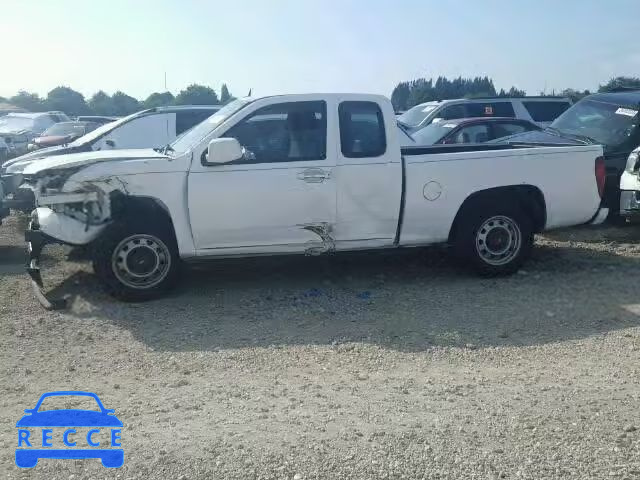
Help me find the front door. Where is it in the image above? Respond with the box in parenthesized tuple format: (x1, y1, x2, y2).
(187, 100, 337, 254)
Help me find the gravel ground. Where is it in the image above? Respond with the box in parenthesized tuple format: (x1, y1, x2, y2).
(1, 214, 640, 479)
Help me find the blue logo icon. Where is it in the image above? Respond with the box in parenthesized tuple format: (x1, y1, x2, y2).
(15, 391, 123, 468)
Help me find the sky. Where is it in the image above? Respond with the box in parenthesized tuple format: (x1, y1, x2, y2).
(2, 0, 639, 101)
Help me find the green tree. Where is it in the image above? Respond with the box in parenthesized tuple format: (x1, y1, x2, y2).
(45, 86, 89, 116)
(174, 84, 219, 105)
(144, 91, 175, 109)
(561, 88, 591, 103)
(88, 90, 116, 116)
(598, 76, 640, 92)
(497, 86, 526, 97)
(392, 76, 529, 109)
(111, 91, 141, 115)
(9, 91, 45, 111)
(220, 84, 234, 104)
(391, 82, 411, 111)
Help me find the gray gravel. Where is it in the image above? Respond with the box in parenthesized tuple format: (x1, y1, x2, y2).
(1, 214, 640, 479)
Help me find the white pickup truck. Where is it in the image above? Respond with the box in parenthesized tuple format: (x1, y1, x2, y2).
(21, 94, 608, 307)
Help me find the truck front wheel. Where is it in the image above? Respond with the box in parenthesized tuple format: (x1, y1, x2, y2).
(92, 221, 180, 301)
(454, 207, 533, 276)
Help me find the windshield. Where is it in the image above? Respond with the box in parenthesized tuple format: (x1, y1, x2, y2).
(397, 103, 439, 128)
(69, 111, 137, 146)
(0, 116, 35, 132)
(551, 99, 639, 150)
(170, 98, 254, 153)
(411, 122, 457, 145)
(42, 122, 89, 137)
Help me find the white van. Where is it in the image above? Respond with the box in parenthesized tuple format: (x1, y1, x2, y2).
(397, 97, 572, 133)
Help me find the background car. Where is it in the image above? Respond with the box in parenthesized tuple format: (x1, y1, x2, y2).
(397, 96, 572, 133)
(28, 121, 100, 151)
(76, 115, 119, 125)
(409, 117, 541, 145)
(0, 111, 70, 157)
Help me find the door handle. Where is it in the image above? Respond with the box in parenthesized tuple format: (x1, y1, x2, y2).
(297, 168, 331, 183)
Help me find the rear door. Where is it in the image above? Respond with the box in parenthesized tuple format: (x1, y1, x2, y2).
(333, 100, 402, 249)
(187, 98, 337, 253)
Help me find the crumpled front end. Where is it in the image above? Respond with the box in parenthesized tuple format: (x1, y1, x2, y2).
(24, 172, 115, 309)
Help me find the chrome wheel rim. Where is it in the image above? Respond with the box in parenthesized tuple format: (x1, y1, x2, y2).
(111, 234, 171, 289)
(475, 215, 522, 266)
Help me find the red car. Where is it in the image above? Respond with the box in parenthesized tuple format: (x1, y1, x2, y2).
(28, 121, 99, 151)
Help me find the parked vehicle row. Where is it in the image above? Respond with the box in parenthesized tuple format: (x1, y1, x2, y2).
(397, 96, 572, 133)
(21, 93, 607, 307)
(407, 117, 540, 145)
(0, 111, 70, 158)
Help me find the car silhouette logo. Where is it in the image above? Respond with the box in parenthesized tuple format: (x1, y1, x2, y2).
(15, 391, 123, 468)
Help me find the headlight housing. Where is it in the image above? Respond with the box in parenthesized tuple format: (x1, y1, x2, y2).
(626, 149, 640, 173)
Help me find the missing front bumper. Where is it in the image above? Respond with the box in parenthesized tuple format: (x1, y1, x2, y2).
(25, 222, 68, 310)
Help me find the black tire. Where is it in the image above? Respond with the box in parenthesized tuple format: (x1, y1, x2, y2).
(92, 218, 180, 301)
(453, 205, 533, 276)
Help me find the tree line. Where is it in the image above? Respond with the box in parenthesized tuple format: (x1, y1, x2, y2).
(391, 75, 640, 111)
(0, 83, 235, 117)
(3, 75, 640, 117)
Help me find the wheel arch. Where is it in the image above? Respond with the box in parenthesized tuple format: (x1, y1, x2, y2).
(448, 185, 547, 243)
(109, 191, 177, 241)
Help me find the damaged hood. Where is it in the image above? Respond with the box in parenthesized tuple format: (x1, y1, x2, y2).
(3, 144, 91, 174)
(22, 148, 170, 177)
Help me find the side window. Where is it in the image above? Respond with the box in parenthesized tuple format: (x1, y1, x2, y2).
(223, 101, 326, 163)
(493, 122, 529, 138)
(339, 101, 386, 158)
(176, 110, 215, 135)
(467, 102, 515, 117)
(439, 104, 467, 121)
(453, 124, 490, 143)
(522, 101, 571, 122)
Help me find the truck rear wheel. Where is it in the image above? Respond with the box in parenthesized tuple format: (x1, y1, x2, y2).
(92, 220, 180, 301)
(453, 206, 533, 276)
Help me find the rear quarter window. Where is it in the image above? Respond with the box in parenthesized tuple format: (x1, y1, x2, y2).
(523, 101, 571, 122)
(339, 101, 386, 158)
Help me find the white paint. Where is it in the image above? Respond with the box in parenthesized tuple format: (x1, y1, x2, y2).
(33, 207, 106, 245)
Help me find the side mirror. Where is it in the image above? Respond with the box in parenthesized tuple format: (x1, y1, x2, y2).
(204, 138, 243, 165)
(24, 409, 34, 414)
